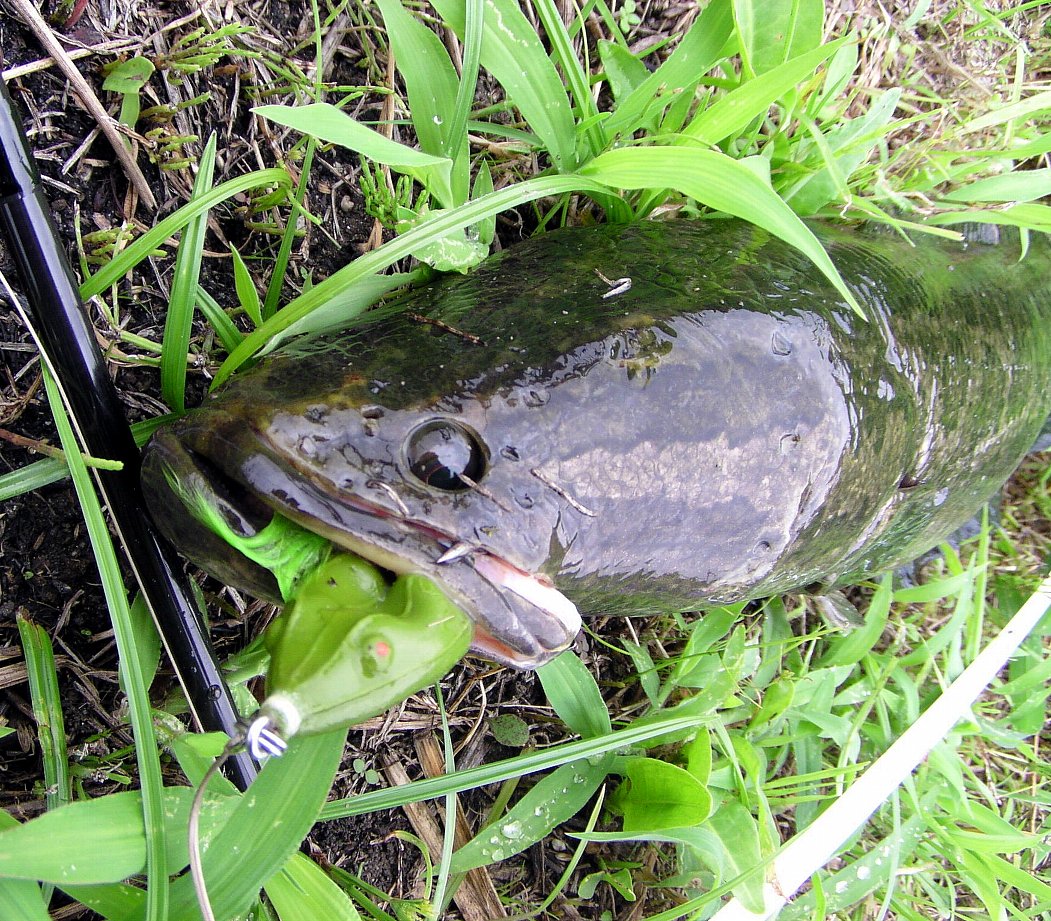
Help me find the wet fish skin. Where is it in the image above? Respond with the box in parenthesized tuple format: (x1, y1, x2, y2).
(141, 219, 1051, 667)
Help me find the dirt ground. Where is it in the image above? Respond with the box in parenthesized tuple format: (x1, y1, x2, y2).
(0, 1, 1048, 919)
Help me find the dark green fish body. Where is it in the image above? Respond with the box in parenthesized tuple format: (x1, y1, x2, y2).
(143, 220, 1051, 667)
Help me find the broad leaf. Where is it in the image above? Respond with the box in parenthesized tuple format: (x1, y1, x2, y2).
(539, 650, 611, 739)
(0, 789, 230, 884)
(611, 756, 713, 831)
(432, 0, 577, 170)
(682, 40, 845, 146)
(255, 103, 453, 199)
(734, 0, 824, 76)
(451, 759, 609, 872)
(604, 0, 735, 139)
(264, 853, 363, 921)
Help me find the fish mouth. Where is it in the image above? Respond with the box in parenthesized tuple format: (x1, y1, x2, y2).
(141, 418, 580, 669)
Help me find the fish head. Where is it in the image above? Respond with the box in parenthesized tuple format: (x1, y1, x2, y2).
(141, 364, 581, 669)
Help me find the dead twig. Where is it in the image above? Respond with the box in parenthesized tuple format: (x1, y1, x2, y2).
(0, 425, 66, 460)
(0, 38, 140, 81)
(382, 744, 509, 921)
(5, 0, 158, 210)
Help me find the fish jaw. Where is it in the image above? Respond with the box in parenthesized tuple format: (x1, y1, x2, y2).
(140, 411, 580, 669)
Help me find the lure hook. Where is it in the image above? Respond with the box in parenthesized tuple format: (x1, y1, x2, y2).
(244, 713, 289, 760)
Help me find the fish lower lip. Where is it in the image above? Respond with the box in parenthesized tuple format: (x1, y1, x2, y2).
(471, 553, 580, 629)
(307, 488, 578, 628)
(315, 522, 580, 667)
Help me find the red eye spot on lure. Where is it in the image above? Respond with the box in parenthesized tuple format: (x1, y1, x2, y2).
(373, 640, 391, 659)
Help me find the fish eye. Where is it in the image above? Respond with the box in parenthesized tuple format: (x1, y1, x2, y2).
(404, 420, 487, 492)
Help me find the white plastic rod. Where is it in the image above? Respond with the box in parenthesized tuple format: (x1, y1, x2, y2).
(714, 571, 1051, 921)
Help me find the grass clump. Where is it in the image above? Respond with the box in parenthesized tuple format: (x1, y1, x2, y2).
(1, 1, 1049, 920)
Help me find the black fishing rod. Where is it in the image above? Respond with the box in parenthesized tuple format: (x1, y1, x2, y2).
(0, 76, 257, 790)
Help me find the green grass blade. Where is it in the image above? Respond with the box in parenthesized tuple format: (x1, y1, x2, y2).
(41, 369, 169, 921)
(375, 0, 467, 205)
(537, 651, 611, 738)
(786, 88, 902, 214)
(258, 269, 424, 355)
(431, 0, 578, 170)
(970, 131, 1051, 160)
(161, 133, 217, 413)
(79, 168, 291, 301)
(195, 284, 245, 352)
(976, 851, 1051, 901)
(682, 40, 845, 146)
(941, 167, 1051, 203)
(15, 615, 70, 814)
(464, 117, 543, 147)
(806, 41, 857, 120)
(256, 0, 324, 326)
(602, 0, 735, 139)
(0, 415, 178, 501)
(320, 710, 720, 821)
(162, 729, 347, 921)
(447, 0, 483, 177)
(598, 39, 650, 102)
(0, 789, 190, 885)
(450, 759, 609, 873)
(703, 803, 766, 910)
(471, 159, 496, 246)
(212, 173, 612, 384)
(733, 0, 825, 77)
(132, 414, 179, 444)
(0, 458, 69, 501)
(612, 756, 713, 831)
(60, 883, 150, 921)
(3, 788, 239, 919)
(925, 202, 1051, 233)
(0, 878, 50, 921)
(816, 576, 892, 669)
(579, 146, 863, 315)
(262, 139, 318, 322)
(778, 810, 929, 919)
(961, 89, 1051, 133)
(256, 103, 453, 198)
(0, 814, 50, 921)
(264, 853, 362, 921)
(532, 0, 604, 157)
(431, 687, 458, 916)
(10, 616, 66, 907)
(621, 639, 661, 706)
(374, 0, 459, 157)
(125, 592, 162, 695)
(230, 244, 262, 327)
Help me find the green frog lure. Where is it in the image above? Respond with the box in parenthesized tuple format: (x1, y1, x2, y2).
(167, 474, 471, 757)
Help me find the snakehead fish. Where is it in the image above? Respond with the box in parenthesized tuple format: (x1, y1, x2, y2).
(141, 219, 1051, 669)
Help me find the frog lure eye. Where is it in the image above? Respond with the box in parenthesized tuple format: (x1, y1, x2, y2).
(162, 467, 472, 758)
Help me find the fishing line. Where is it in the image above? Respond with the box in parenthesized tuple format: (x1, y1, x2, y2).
(187, 715, 286, 921)
(189, 731, 242, 921)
